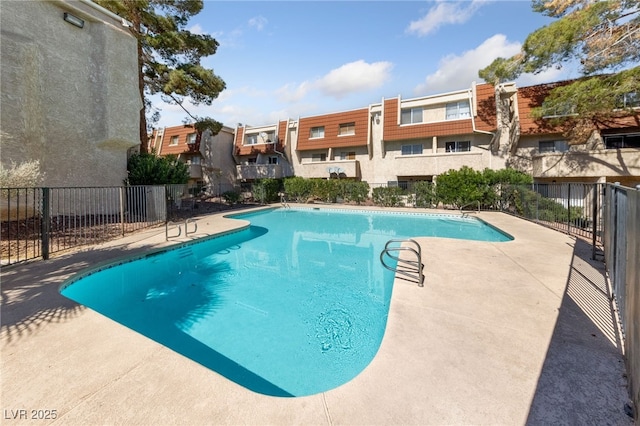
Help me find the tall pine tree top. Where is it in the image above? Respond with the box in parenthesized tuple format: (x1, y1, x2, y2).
(480, 0, 639, 142)
(97, 0, 226, 148)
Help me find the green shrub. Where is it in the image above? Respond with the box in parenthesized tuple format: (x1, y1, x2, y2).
(483, 168, 532, 186)
(484, 169, 533, 210)
(126, 152, 189, 185)
(222, 190, 240, 205)
(412, 181, 436, 208)
(253, 178, 281, 204)
(341, 181, 370, 205)
(372, 186, 405, 207)
(435, 166, 485, 208)
(503, 185, 585, 223)
(311, 179, 340, 203)
(284, 177, 313, 203)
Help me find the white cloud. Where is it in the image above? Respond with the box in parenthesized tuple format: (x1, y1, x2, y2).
(248, 16, 267, 31)
(407, 0, 485, 37)
(516, 67, 571, 87)
(218, 86, 268, 102)
(276, 81, 313, 103)
(315, 60, 393, 99)
(414, 34, 522, 94)
(189, 23, 205, 35)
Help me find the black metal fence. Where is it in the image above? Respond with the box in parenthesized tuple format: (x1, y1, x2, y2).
(503, 181, 638, 415)
(499, 183, 605, 258)
(603, 184, 639, 416)
(2, 186, 167, 265)
(1, 183, 250, 266)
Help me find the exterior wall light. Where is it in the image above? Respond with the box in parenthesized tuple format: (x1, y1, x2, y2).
(63, 12, 84, 28)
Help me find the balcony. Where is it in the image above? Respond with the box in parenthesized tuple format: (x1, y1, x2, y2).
(300, 160, 360, 179)
(188, 163, 202, 179)
(392, 152, 484, 176)
(532, 148, 640, 179)
(237, 164, 284, 180)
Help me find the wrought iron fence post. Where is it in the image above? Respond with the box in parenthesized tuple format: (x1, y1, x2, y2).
(119, 187, 125, 236)
(535, 184, 539, 221)
(592, 183, 598, 260)
(567, 184, 571, 234)
(41, 187, 50, 260)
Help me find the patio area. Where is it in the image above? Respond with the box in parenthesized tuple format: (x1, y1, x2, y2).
(0, 207, 633, 425)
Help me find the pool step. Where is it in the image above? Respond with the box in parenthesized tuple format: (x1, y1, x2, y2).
(174, 246, 198, 276)
(380, 239, 424, 287)
(177, 246, 194, 259)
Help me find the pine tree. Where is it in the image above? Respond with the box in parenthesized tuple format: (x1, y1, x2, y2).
(96, 0, 226, 150)
(479, 0, 639, 142)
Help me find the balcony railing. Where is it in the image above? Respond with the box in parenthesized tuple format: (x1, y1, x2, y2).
(236, 164, 284, 180)
(532, 148, 640, 178)
(188, 163, 202, 179)
(300, 160, 359, 179)
(393, 152, 484, 176)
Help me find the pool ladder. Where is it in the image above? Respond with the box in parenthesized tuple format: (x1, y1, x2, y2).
(459, 201, 480, 217)
(165, 219, 198, 241)
(280, 193, 290, 208)
(380, 239, 424, 287)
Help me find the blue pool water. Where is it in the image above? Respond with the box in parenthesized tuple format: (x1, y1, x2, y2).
(61, 208, 512, 397)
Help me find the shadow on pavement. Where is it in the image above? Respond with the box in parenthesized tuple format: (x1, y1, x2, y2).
(526, 238, 632, 424)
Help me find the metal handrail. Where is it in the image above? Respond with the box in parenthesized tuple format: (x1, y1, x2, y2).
(185, 218, 198, 236)
(380, 238, 424, 286)
(280, 193, 290, 208)
(459, 200, 480, 215)
(165, 222, 182, 240)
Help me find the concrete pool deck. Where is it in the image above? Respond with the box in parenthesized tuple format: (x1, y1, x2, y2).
(1, 206, 633, 425)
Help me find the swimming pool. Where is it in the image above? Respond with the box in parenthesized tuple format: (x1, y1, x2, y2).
(61, 207, 512, 397)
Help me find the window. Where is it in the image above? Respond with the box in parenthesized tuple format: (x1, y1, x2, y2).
(340, 151, 356, 160)
(445, 101, 471, 120)
(538, 140, 568, 153)
(247, 158, 257, 164)
(190, 156, 201, 165)
(246, 134, 258, 145)
(617, 92, 640, 109)
(310, 126, 325, 138)
(401, 144, 423, 155)
(259, 131, 276, 143)
(541, 101, 577, 118)
(169, 135, 179, 146)
(604, 133, 640, 149)
(401, 107, 423, 124)
(268, 156, 279, 165)
(311, 153, 326, 162)
(445, 141, 471, 152)
(538, 141, 555, 153)
(339, 122, 355, 136)
(186, 133, 197, 144)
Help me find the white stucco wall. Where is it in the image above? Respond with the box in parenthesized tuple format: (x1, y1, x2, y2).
(201, 127, 236, 190)
(0, 0, 141, 187)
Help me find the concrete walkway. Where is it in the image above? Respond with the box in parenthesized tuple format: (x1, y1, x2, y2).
(1, 206, 632, 425)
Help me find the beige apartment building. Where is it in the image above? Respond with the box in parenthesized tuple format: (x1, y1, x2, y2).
(148, 125, 237, 193)
(227, 80, 639, 189)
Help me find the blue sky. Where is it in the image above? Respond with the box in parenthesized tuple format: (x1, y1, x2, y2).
(152, 0, 581, 129)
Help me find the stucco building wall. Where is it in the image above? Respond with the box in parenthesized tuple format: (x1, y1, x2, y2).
(0, 0, 141, 187)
